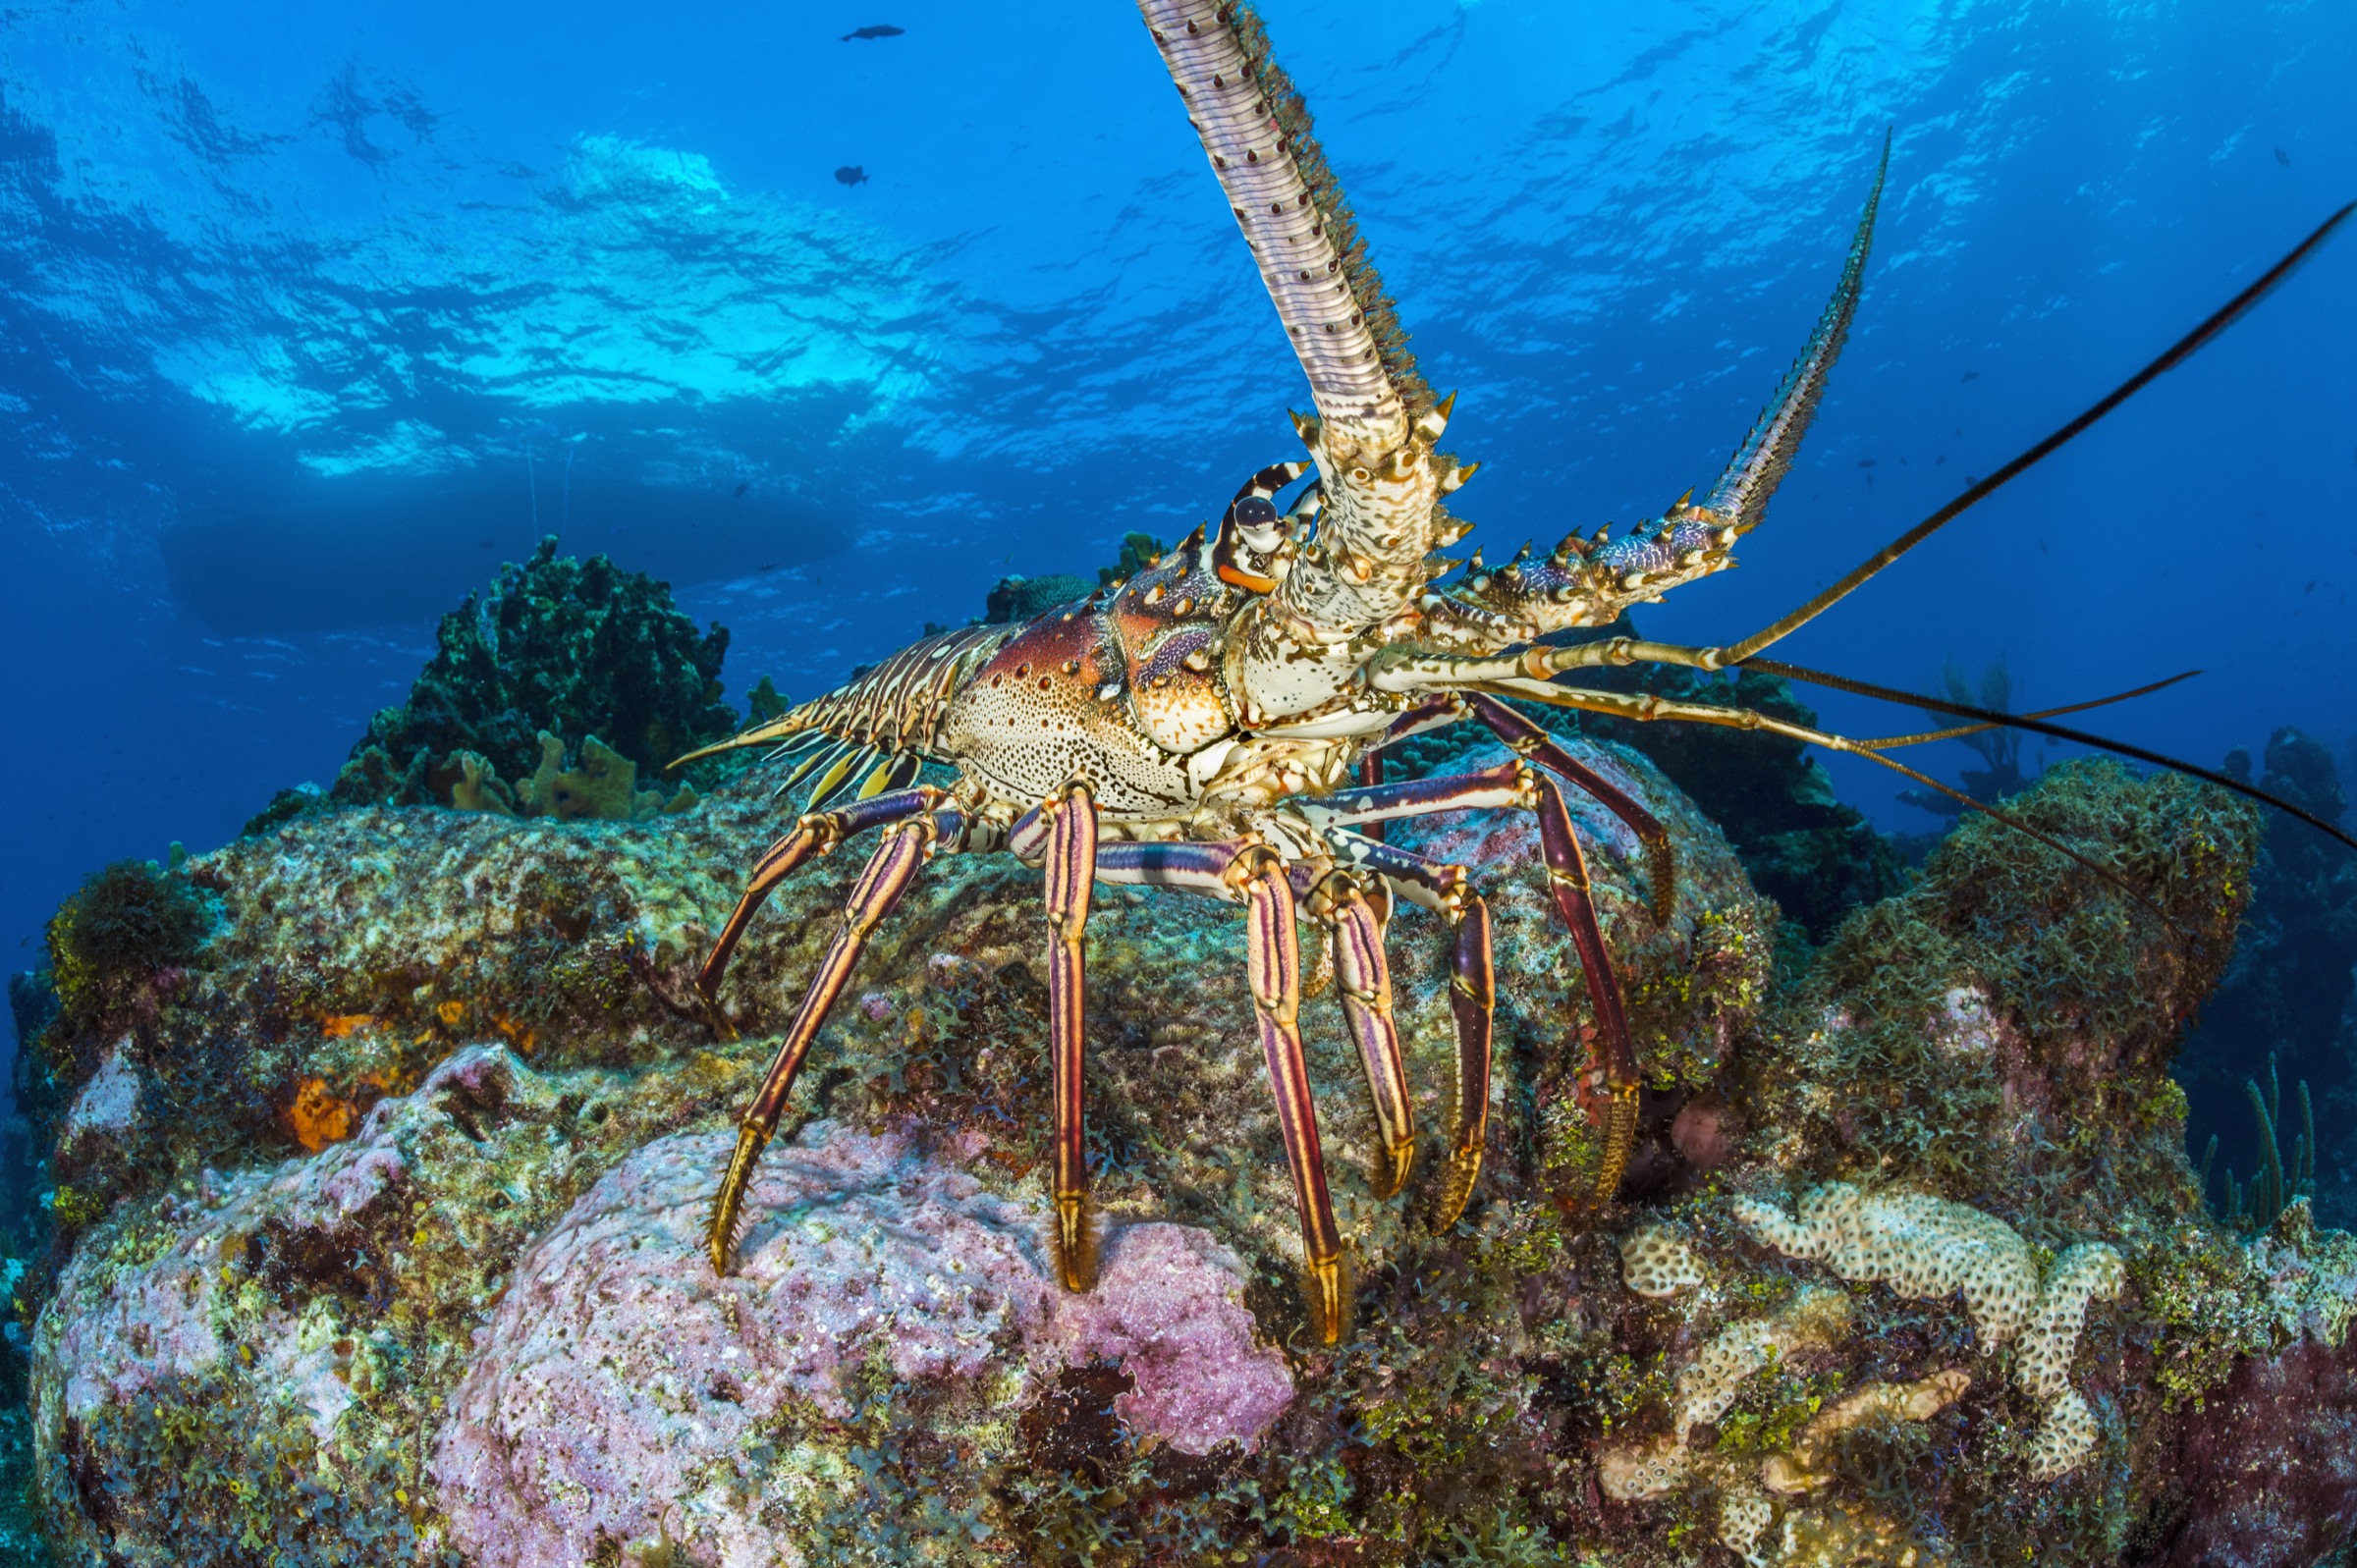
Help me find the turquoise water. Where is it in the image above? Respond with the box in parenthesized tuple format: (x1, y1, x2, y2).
(3, 0, 2353, 1041)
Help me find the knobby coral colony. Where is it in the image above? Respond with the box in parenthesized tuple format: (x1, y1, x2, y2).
(16, 4, 2357, 1566)
(327, 536, 738, 816)
(676, 0, 2355, 1350)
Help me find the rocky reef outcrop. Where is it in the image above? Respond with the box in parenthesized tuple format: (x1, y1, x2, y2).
(11, 727, 2357, 1564)
(319, 536, 739, 820)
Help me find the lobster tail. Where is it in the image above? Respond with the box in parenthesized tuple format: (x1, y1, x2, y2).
(667, 622, 1013, 796)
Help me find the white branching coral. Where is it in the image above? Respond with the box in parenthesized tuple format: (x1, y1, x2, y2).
(2022, 1387, 2100, 1482)
(1620, 1222, 1707, 1299)
(1719, 1488, 1776, 1560)
(1735, 1183, 2124, 1482)
(2017, 1243, 2125, 1403)
(1730, 1184, 2041, 1349)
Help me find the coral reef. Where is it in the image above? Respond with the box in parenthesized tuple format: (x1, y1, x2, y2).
(433, 1121, 1290, 1565)
(329, 536, 739, 812)
(41, 859, 215, 1037)
(984, 573, 1092, 624)
(982, 533, 1171, 625)
(12, 728, 2357, 1563)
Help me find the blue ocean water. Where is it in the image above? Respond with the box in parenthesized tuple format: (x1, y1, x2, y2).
(2, 0, 2351, 1050)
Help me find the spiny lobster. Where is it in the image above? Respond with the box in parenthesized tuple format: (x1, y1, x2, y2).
(677, 0, 2353, 1343)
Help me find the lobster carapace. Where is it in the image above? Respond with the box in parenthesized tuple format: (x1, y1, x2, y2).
(676, 0, 2353, 1344)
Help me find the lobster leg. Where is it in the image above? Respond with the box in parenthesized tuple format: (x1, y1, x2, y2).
(1041, 782, 1100, 1291)
(695, 787, 942, 1002)
(1235, 845, 1348, 1346)
(1327, 832, 1493, 1230)
(1325, 748, 1642, 1212)
(1529, 773, 1640, 1208)
(708, 809, 945, 1273)
(1309, 871, 1416, 1200)
(1461, 691, 1676, 924)
(1439, 893, 1495, 1229)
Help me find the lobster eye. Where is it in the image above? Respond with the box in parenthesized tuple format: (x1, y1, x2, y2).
(1233, 497, 1279, 528)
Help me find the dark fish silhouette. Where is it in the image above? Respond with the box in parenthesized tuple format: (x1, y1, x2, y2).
(835, 166, 868, 187)
(843, 25, 904, 40)
(1961, 370, 1979, 381)
(2276, 147, 2291, 166)
(734, 481, 750, 498)
(1857, 458, 1877, 468)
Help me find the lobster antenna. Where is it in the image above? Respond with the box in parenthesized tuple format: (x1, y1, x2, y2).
(1715, 200, 2354, 668)
(1853, 669, 2198, 749)
(1748, 656, 2357, 854)
(1477, 677, 2183, 938)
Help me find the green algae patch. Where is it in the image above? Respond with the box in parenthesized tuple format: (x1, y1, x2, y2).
(44, 858, 215, 1036)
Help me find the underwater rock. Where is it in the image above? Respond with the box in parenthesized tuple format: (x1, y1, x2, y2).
(18, 740, 2357, 1563)
(982, 572, 1091, 624)
(432, 1121, 1290, 1566)
(328, 535, 738, 813)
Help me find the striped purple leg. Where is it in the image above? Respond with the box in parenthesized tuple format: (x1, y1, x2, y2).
(1325, 830, 1493, 1227)
(1529, 774, 1640, 1205)
(1235, 846, 1348, 1345)
(1462, 691, 1676, 922)
(696, 787, 943, 1002)
(1435, 894, 1495, 1230)
(707, 807, 948, 1273)
(1312, 872, 1416, 1199)
(1041, 783, 1100, 1292)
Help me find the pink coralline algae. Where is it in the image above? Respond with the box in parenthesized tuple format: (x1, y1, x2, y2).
(430, 1119, 1293, 1568)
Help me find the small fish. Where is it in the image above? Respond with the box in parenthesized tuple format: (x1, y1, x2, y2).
(759, 562, 779, 572)
(1936, 455, 1946, 464)
(2306, 580, 2318, 592)
(1858, 458, 1877, 469)
(1961, 370, 1979, 382)
(478, 538, 494, 548)
(2038, 539, 2049, 555)
(842, 24, 904, 40)
(734, 481, 750, 498)
(2275, 147, 2291, 167)
(835, 165, 869, 187)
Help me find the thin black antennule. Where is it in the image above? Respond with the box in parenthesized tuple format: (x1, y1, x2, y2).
(1716, 201, 2355, 667)
(1748, 656, 2357, 854)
